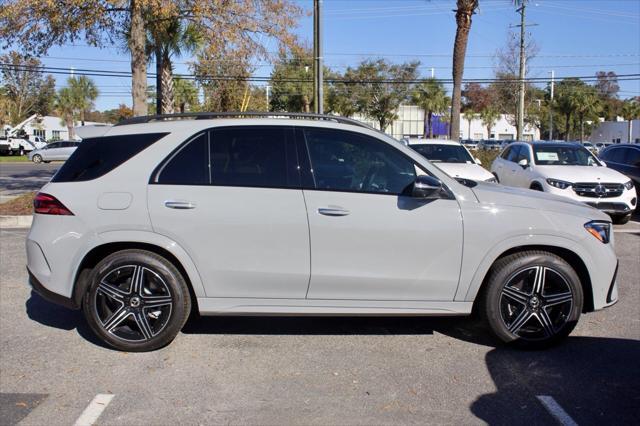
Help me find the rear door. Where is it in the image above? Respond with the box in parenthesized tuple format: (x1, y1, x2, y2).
(299, 127, 463, 301)
(147, 126, 311, 299)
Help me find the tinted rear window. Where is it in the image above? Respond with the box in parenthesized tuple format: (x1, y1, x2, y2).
(52, 133, 168, 182)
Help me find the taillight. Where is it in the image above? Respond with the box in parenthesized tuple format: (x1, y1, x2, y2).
(33, 192, 74, 215)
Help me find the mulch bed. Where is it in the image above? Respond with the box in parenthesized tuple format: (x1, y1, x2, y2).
(0, 192, 35, 215)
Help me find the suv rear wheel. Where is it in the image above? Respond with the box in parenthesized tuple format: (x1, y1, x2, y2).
(611, 214, 631, 225)
(480, 251, 583, 348)
(83, 249, 191, 352)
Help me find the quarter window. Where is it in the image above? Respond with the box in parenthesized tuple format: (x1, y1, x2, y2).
(303, 128, 416, 195)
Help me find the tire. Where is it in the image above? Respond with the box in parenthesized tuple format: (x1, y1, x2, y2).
(32, 154, 42, 163)
(83, 249, 191, 352)
(530, 182, 543, 191)
(479, 250, 583, 349)
(612, 214, 631, 225)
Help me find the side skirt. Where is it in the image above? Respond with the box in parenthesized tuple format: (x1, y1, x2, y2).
(197, 298, 473, 316)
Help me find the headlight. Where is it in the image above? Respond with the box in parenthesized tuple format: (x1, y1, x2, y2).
(546, 178, 572, 189)
(624, 180, 634, 190)
(584, 221, 611, 244)
(486, 177, 498, 183)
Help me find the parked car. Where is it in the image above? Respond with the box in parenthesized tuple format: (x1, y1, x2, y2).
(461, 139, 478, 150)
(28, 140, 80, 163)
(27, 113, 619, 351)
(582, 142, 598, 154)
(599, 144, 640, 193)
(407, 138, 496, 182)
(491, 141, 637, 224)
(478, 140, 501, 151)
(594, 141, 612, 154)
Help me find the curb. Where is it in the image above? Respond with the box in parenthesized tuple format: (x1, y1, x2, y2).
(0, 215, 33, 229)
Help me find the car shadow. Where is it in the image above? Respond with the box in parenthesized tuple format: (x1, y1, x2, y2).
(25, 291, 111, 349)
(469, 336, 640, 425)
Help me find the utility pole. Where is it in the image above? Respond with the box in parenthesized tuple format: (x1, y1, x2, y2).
(549, 70, 554, 141)
(265, 85, 271, 111)
(516, 2, 526, 141)
(313, 0, 324, 114)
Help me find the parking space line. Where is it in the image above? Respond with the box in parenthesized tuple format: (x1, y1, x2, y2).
(536, 395, 578, 426)
(73, 394, 115, 426)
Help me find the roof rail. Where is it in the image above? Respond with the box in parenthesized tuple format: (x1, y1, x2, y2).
(115, 111, 377, 131)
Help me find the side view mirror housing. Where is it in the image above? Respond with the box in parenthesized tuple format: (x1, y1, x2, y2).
(412, 175, 443, 199)
(518, 159, 529, 168)
(474, 157, 482, 165)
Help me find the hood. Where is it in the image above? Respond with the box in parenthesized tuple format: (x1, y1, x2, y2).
(470, 181, 610, 221)
(434, 163, 495, 182)
(536, 165, 630, 184)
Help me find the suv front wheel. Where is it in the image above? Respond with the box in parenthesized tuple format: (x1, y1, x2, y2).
(480, 251, 583, 348)
(83, 250, 191, 352)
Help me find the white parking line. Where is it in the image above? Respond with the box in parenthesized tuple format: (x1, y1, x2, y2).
(536, 395, 578, 426)
(73, 394, 115, 426)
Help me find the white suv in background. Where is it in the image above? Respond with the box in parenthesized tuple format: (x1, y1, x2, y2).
(491, 141, 637, 224)
(27, 113, 619, 351)
(406, 138, 496, 183)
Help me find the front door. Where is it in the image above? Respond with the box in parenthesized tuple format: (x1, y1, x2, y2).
(147, 126, 311, 299)
(299, 128, 464, 301)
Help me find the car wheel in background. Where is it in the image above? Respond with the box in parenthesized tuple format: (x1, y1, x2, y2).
(83, 249, 192, 352)
(530, 182, 543, 191)
(611, 214, 631, 225)
(32, 154, 42, 163)
(479, 250, 583, 349)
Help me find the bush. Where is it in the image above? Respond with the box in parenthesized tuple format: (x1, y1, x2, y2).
(472, 150, 500, 172)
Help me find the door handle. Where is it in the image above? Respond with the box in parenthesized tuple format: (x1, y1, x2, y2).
(318, 207, 350, 217)
(164, 200, 196, 210)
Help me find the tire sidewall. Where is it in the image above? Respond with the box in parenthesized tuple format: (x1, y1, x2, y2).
(33, 154, 42, 163)
(484, 252, 583, 347)
(83, 250, 190, 352)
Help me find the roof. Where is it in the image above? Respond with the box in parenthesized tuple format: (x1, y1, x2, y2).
(406, 138, 460, 146)
(524, 141, 585, 149)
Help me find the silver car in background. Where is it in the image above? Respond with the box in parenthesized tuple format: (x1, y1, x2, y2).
(28, 141, 80, 163)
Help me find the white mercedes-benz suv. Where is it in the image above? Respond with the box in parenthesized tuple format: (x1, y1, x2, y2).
(491, 141, 637, 224)
(27, 113, 619, 351)
(406, 138, 496, 183)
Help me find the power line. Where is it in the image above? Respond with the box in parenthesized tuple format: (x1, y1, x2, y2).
(2, 62, 639, 85)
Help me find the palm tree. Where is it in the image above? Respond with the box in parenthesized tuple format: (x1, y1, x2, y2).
(463, 110, 476, 139)
(554, 78, 584, 141)
(55, 87, 76, 139)
(480, 107, 500, 139)
(572, 86, 602, 142)
(147, 18, 200, 114)
(68, 76, 98, 125)
(621, 98, 640, 143)
(449, 0, 479, 140)
(412, 79, 450, 138)
(173, 78, 199, 113)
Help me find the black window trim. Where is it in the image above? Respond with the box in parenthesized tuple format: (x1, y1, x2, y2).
(150, 125, 300, 190)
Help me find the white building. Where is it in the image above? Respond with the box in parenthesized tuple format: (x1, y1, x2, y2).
(589, 119, 640, 144)
(353, 105, 540, 141)
(1, 115, 106, 141)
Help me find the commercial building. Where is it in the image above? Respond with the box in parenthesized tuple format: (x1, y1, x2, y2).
(1, 115, 106, 141)
(589, 119, 640, 144)
(354, 105, 540, 141)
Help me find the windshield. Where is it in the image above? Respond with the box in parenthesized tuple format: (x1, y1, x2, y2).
(533, 145, 601, 166)
(411, 144, 474, 163)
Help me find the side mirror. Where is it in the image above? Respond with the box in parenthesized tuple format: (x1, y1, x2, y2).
(474, 158, 482, 165)
(518, 159, 529, 168)
(412, 175, 443, 199)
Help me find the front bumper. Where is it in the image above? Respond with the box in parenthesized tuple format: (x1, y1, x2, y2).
(545, 184, 637, 216)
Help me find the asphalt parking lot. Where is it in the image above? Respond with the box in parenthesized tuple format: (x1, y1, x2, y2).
(0, 163, 59, 202)
(0, 227, 638, 425)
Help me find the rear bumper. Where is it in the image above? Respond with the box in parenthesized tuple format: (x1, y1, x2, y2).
(27, 268, 79, 310)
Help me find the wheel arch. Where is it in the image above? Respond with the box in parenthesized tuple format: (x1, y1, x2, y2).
(71, 238, 205, 315)
(470, 244, 594, 314)
(529, 180, 544, 190)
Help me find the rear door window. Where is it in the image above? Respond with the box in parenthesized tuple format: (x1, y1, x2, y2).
(155, 133, 210, 185)
(209, 126, 297, 188)
(52, 133, 167, 182)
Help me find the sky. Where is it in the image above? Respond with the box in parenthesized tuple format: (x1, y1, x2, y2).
(11, 0, 639, 111)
